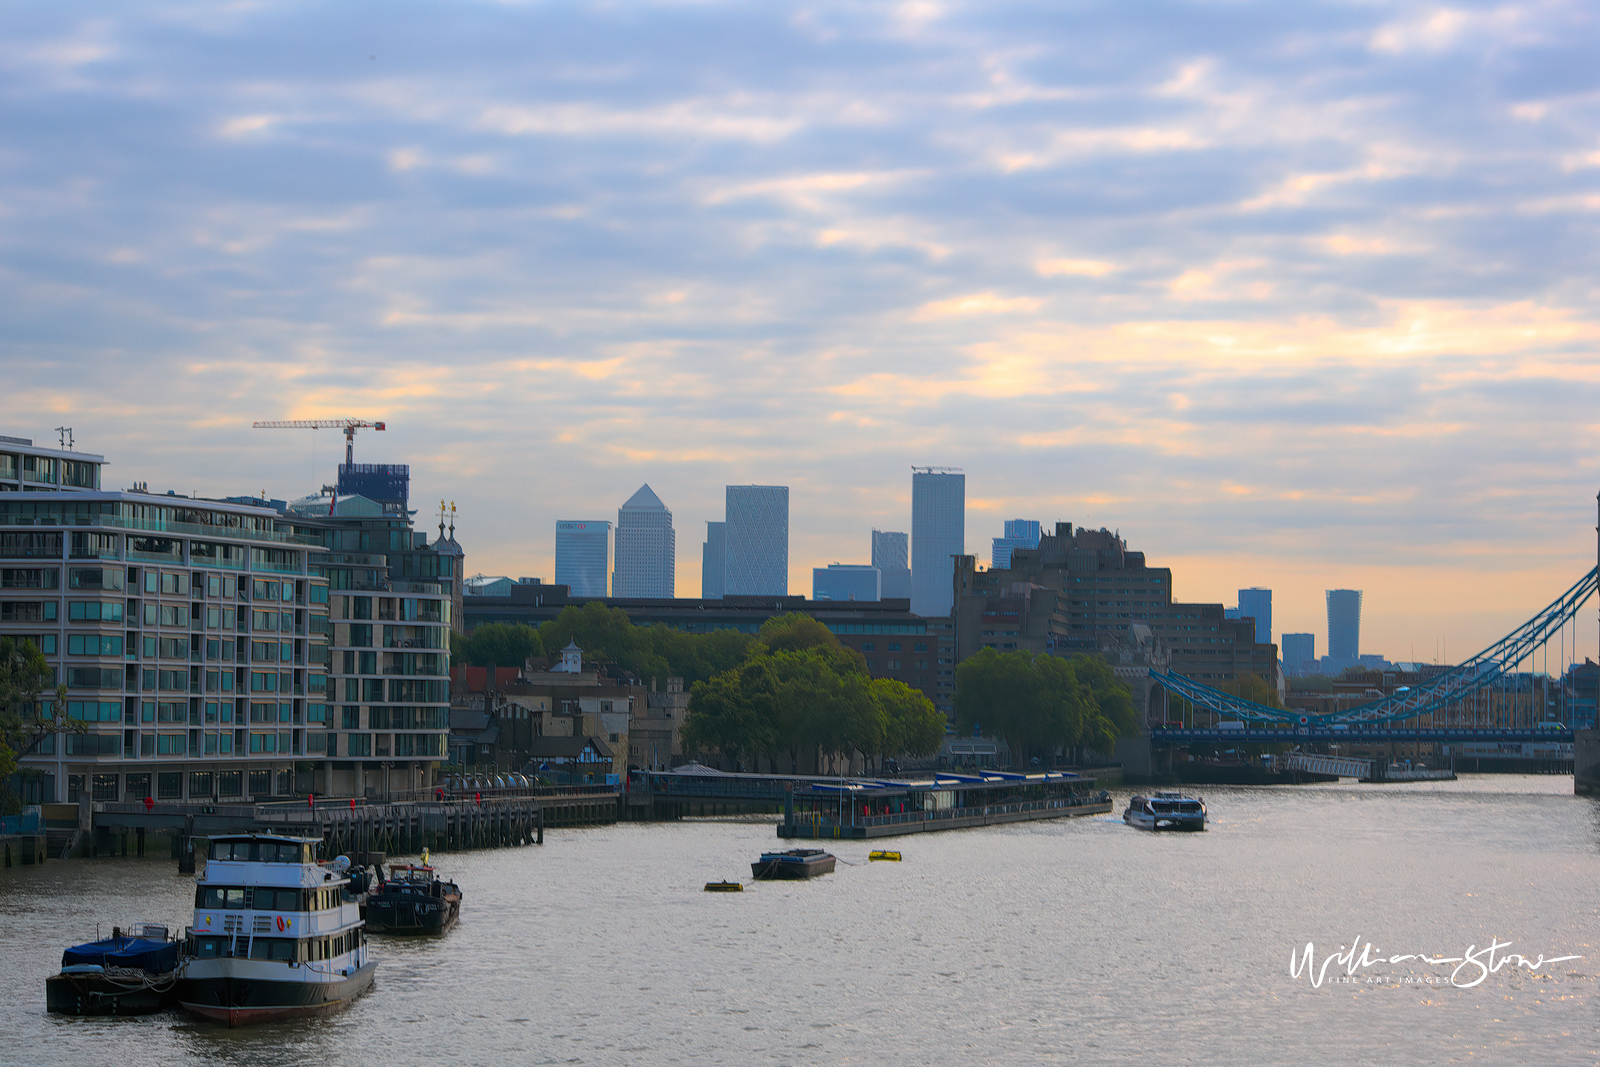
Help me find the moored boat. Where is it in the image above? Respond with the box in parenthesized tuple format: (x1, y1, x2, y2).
(45, 923, 182, 1015)
(363, 860, 462, 935)
(752, 848, 837, 879)
(175, 834, 375, 1026)
(1123, 791, 1207, 832)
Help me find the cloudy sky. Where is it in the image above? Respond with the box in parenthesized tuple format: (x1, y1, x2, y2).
(4, 1, 1599, 661)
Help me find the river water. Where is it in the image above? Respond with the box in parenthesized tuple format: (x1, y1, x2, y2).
(3, 775, 1596, 1066)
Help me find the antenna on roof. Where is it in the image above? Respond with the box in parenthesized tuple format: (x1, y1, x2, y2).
(55, 426, 73, 450)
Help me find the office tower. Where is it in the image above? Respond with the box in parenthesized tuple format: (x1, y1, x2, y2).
(813, 564, 880, 602)
(1237, 587, 1272, 645)
(1326, 589, 1362, 666)
(1281, 633, 1314, 675)
(613, 484, 675, 598)
(701, 521, 726, 599)
(872, 529, 911, 600)
(911, 467, 964, 617)
(554, 520, 611, 598)
(991, 519, 1041, 570)
(724, 485, 788, 595)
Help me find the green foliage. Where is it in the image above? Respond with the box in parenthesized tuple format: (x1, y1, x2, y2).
(680, 621, 944, 770)
(536, 602, 755, 688)
(454, 622, 544, 668)
(0, 638, 75, 798)
(954, 648, 1140, 763)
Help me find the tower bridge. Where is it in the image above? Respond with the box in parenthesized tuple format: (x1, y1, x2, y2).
(1148, 566, 1597, 748)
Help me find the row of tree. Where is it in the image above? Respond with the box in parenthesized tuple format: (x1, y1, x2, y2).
(452, 603, 754, 688)
(680, 615, 946, 772)
(953, 647, 1141, 764)
(1, 637, 71, 813)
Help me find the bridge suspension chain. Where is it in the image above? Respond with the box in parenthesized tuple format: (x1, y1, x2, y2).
(1151, 567, 1598, 726)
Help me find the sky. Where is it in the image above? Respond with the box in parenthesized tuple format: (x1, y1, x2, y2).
(3, 1, 1599, 663)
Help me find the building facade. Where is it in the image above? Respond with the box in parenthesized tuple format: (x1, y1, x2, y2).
(1281, 632, 1315, 675)
(724, 485, 788, 596)
(991, 518, 1041, 570)
(701, 521, 725, 599)
(871, 529, 911, 600)
(952, 523, 1280, 696)
(1237, 587, 1272, 645)
(1326, 589, 1362, 666)
(911, 468, 964, 618)
(1, 438, 337, 805)
(554, 520, 610, 598)
(613, 484, 675, 599)
(813, 564, 880, 602)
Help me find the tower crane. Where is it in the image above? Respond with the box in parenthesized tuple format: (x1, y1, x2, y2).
(252, 419, 386, 466)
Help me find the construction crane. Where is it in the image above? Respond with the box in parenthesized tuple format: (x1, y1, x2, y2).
(252, 419, 386, 466)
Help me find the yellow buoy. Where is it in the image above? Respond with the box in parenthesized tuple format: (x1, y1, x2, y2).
(868, 850, 901, 862)
(704, 881, 743, 892)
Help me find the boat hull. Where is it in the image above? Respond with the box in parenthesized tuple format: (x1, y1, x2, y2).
(46, 972, 174, 1015)
(1123, 811, 1206, 832)
(363, 896, 460, 936)
(176, 961, 376, 1026)
(752, 853, 837, 879)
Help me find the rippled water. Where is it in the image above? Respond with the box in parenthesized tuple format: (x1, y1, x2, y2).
(4, 775, 1597, 1066)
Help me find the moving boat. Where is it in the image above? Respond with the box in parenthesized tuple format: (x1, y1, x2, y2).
(363, 859, 462, 935)
(45, 923, 182, 1015)
(175, 834, 376, 1026)
(1123, 791, 1207, 831)
(751, 848, 837, 879)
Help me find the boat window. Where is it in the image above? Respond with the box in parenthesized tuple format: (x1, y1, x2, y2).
(251, 888, 297, 911)
(200, 886, 247, 909)
(248, 936, 298, 961)
(264, 842, 302, 863)
(210, 841, 246, 861)
(193, 935, 227, 958)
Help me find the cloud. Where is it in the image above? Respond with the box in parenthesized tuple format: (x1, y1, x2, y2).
(2, 0, 1598, 658)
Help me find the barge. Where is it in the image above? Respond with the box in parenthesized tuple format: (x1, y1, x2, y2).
(363, 861, 462, 935)
(776, 771, 1111, 840)
(46, 924, 182, 1015)
(752, 848, 837, 879)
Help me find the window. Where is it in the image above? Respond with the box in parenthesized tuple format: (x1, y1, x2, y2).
(887, 642, 901, 652)
(346, 733, 372, 757)
(189, 771, 213, 798)
(69, 567, 124, 591)
(157, 771, 182, 799)
(341, 706, 361, 729)
(913, 642, 928, 652)
(67, 634, 123, 656)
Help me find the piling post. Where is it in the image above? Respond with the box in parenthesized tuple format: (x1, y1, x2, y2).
(537, 805, 544, 845)
(178, 815, 196, 874)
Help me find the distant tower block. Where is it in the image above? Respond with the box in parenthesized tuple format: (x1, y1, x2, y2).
(702, 521, 726, 599)
(724, 486, 788, 596)
(1326, 589, 1362, 667)
(911, 467, 964, 617)
(613, 484, 675, 598)
(872, 529, 911, 600)
(555, 520, 611, 598)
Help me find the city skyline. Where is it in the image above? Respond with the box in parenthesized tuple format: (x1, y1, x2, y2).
(4, 4, 1598, 664)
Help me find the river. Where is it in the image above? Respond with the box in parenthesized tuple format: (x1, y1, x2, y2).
(3, 774, 1596, 1066)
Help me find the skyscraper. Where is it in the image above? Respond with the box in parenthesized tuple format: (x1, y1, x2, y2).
(724, 485, 788, 595)
(554, 520, 610, 598)
(701, 521, 725, 599)
(992, 518, 1041, 570)
(911, 467, 964, 617)
(1281, 633, 1315, 675)
(1237, 587, 1272, 645)
(612, 484, 675, 598)
(872, 529, 911, 600)
(1326, 589, 1362, 666)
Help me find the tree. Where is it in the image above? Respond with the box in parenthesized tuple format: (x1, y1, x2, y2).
(454, 622, 544, 668)
(1, 638, 74, 810)
(954, 648, 1140, 766)
(872, 678, 946, 760)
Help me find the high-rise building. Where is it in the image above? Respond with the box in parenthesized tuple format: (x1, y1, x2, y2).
(1281, 633, 1315, 675)
(992, 519, 1041, 570)
(872, 529, 911, 600)
(1326, 589, 1362, 666)
(724, 485, 788, 596)
(554, 521, 610, 598)
(911, 468, 964, 617)
(612, 484, 674, 598)
(813, 564, 880, 602)
(1237, 587, 1272, 645)
(701, 521, 725, 599)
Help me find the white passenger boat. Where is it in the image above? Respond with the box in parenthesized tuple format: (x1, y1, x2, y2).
(1123, 791, 1207, 831)
(175, 834, 376, 1026)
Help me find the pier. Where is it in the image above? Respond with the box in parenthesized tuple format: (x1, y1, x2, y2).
(35, 785, 621, 864)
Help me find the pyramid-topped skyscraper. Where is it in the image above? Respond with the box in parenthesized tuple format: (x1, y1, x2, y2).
(613, 483, 675, 598)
